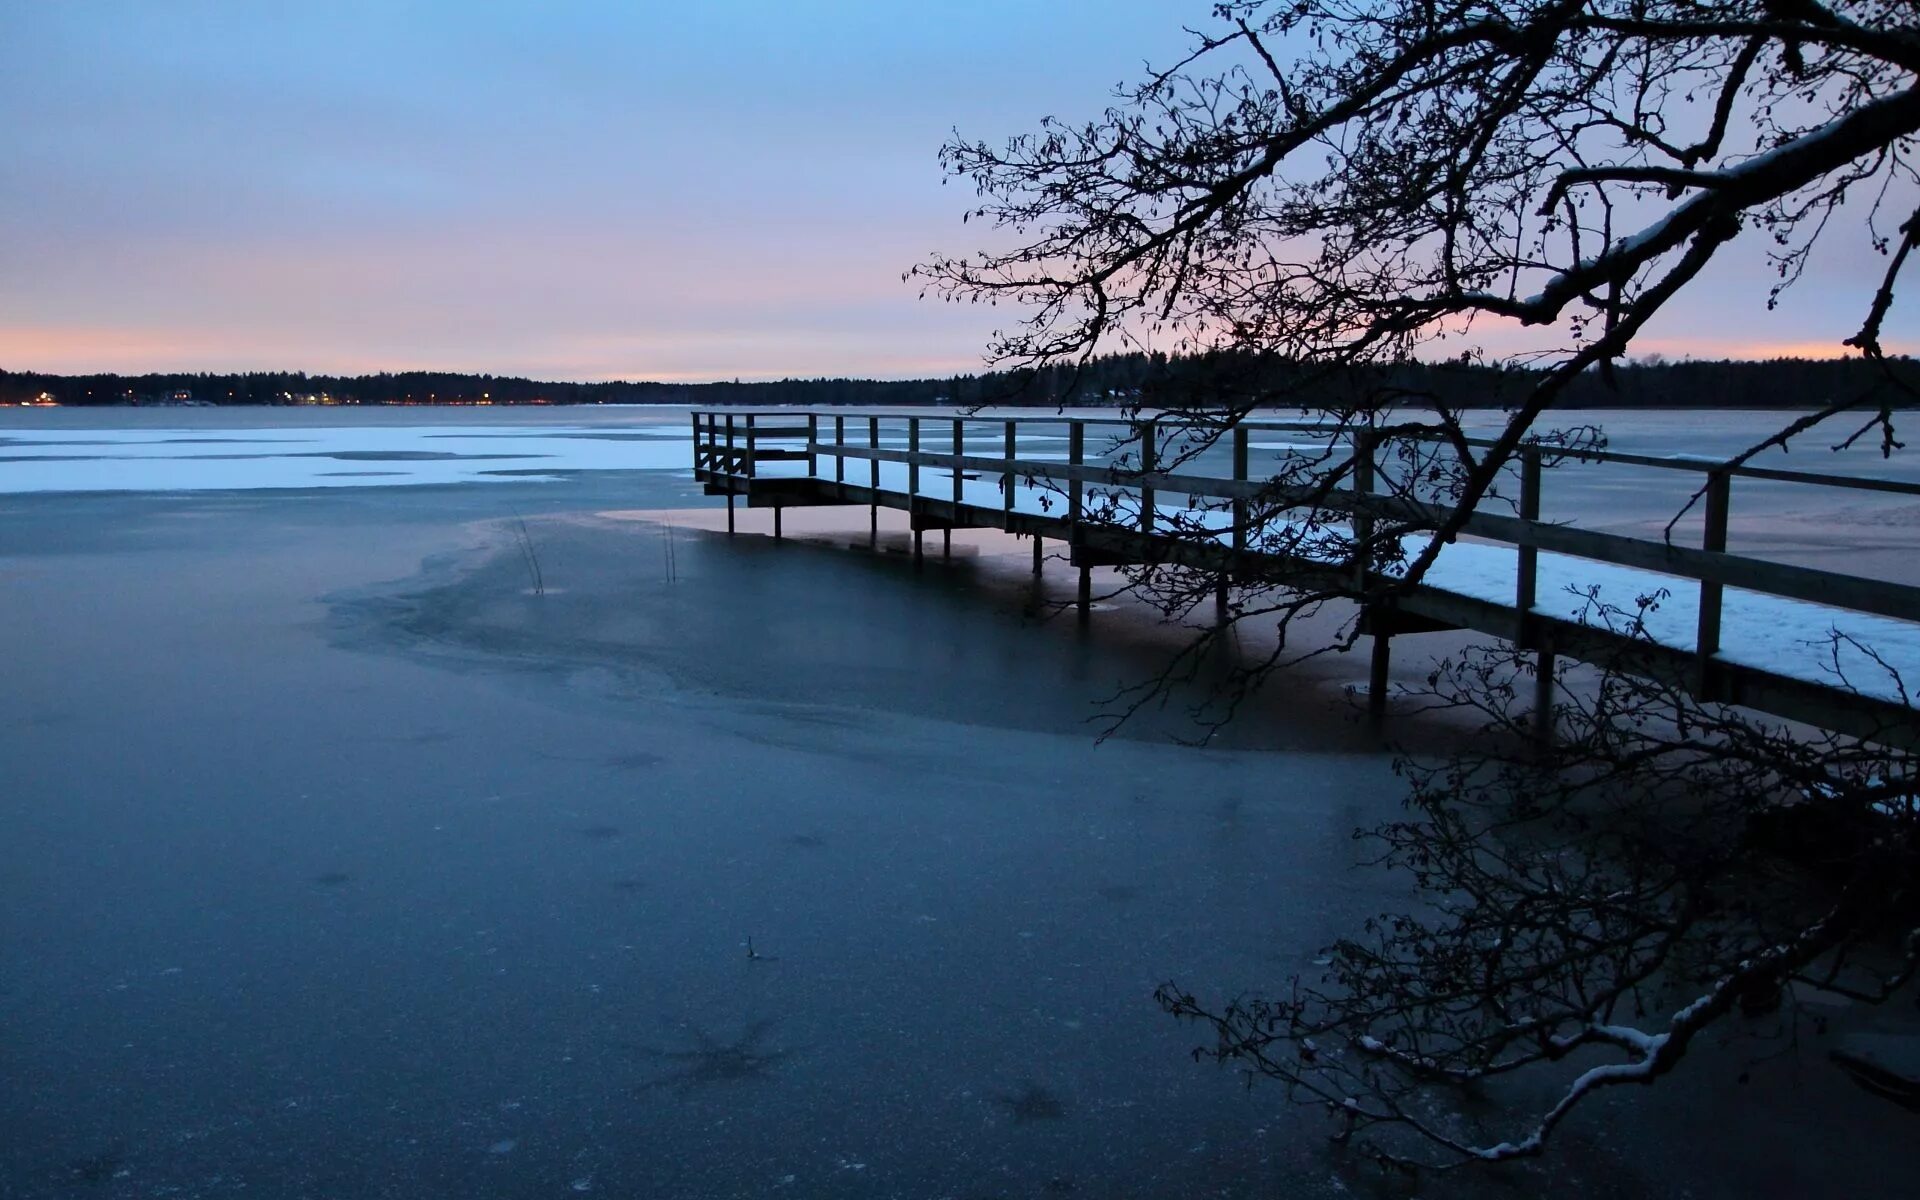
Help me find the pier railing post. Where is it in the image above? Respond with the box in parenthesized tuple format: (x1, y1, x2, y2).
(1518, 446, 1552, 745)
(1003, 420, 1017, 519)
(1138, 418, 1157, 533)
(1696, 469, 1730, 697)
(1007, 419, 1036, 572)
(868, 416, 880, 547)
(952, 418, 965, 508)
(833, 414, 844, 483)
(725, 414, 737, 535)
(909, 417, 921, 498)
(1070, 422, 1089, 622)
(746, 414, 773, 537)
(1356, 429, 1385, 716)
(1351, 428, 1376, 591)
(1068, 423, 1085, 524)
(910, 417, 923, 568)
(1516, 446, 1541, 625)
(806, 413, 818, 479)
(1222, 425, 1248, 620)
(947, 418, 962, 559)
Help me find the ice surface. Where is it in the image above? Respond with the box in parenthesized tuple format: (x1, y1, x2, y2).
(1, 408, 1907, 1197)
(8, 414, 1914, 700)
(0, 426, 691, 493)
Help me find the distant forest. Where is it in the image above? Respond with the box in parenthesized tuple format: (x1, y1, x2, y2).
(3, 353, 1913, 411)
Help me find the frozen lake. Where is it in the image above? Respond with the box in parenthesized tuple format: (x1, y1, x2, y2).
(8, 403, 1920, 584)
(2, 405, 1914, 1198)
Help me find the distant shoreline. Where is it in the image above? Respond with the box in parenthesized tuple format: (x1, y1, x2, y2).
(3, 398, 1913, 412)
(4, 352, 1914, 411)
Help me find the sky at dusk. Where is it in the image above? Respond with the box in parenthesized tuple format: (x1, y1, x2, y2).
(1, 1, 1911, 383)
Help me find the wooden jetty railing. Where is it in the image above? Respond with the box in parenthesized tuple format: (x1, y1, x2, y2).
(690, 409, 1920, 747)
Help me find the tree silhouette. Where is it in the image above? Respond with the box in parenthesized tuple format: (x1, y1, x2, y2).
(919, 0, 1920, 1169)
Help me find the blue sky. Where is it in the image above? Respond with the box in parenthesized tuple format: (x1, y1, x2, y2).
(0, 2, 1908, 381)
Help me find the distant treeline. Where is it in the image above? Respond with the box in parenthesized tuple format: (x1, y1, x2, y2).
(3, 353, 1912, 410)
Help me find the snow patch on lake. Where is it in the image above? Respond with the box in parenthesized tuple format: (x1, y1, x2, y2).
(0, 426, 691, 494)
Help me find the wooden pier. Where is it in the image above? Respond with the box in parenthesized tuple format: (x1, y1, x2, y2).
(691, 409, 1920, 748)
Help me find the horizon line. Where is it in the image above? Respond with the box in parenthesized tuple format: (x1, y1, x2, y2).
(4, 350, 1911, 390)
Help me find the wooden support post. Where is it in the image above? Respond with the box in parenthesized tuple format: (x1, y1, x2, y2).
(833, 414, 844, 483)
(1138, 418, 1157, 532)
(1696, 470, 1730, 698)
(745, 414, 758, 481)
(1230, 424, 1249, 538)
(1070, 422, 1087, 620)
(806, 413, 818, 478)
(1003, 419, 1017, 519)
(952, 418, 965, 510)
(909, 417, 921, 498)
(1222, 426, 1248, 623)
(869, 415, 880, 549)
(947, 417, 961, 559)
(910, 417, 922, 570)
(773, 504, 783, 540)
(1368, 626, 1391, 720)
(726, 493, 735, 535)
(1068, 423, 1085, 525)
(1351, 428, 1375, 590)
(725, 413, 737, 487)
(1516, 446, 1541, 642)
(1033, 533, 1043, 576)
(1533, 642, 1557, 750)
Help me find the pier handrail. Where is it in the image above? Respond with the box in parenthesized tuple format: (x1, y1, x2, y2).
(691, 407, 1920, 499)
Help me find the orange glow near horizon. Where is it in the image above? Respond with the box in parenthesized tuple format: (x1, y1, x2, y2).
(0, 322, 1905, 386)
(1622, 337, 1914, 362)
(0, 325, 1000, 385)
